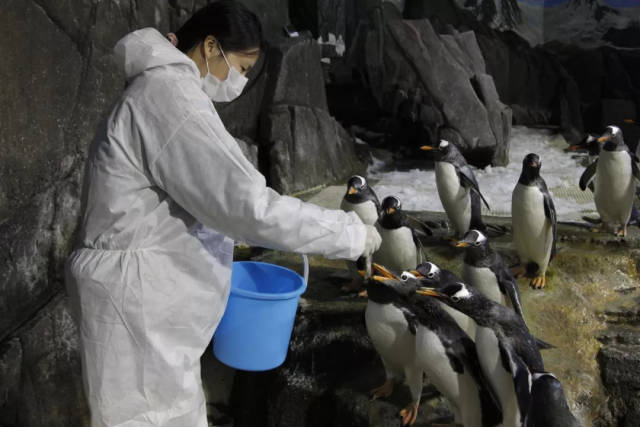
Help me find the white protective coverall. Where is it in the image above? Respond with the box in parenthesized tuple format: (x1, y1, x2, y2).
(65, 28, 366, 427)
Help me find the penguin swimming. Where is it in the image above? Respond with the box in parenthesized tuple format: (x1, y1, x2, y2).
(417, 281, 547, 426)
(340, 175, 380, 292)
(512, 153, 557, 289)
(579, 126, 640, 237)
(362, 263, 423, 425)
(373, 196, 429, 274)
(456, 229, 524, 317)
(421, 140, 490, 239)
(409, 262, 477, 341)
(525, 372, 581, 427)
(370, 266, 502, 427)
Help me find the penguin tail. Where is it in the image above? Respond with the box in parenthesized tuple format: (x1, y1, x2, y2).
(535, 336, 555, 350)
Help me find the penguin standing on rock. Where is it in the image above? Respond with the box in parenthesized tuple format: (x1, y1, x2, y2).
(417, 281, 549, 427)
(456, 229, 524, 317)
(340, 175, 380, 292)
(579, 126, 640, 237)
(512, 153, 557, 289)
(373, 196, 429, 274)
(361, 263, 423, 426)
(369, 266, 502, 427)
(420, 140, 490, 239)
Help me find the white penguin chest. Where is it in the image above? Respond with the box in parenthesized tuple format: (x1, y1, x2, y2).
(365, 301, 415, 366)
(512, 183, 552, 265)
(340, 199, 379, 225)
(594, 151, 635, 223)
(435, 162, 471, 233)
(415, 326, 460, 394)
(373, 225, 418, 272)
(462, 264, 506, 306)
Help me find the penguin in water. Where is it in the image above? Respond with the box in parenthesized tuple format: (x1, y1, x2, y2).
(579, 126, 640, 237)
(417, 281, 548, 427)
(408, 262, 477, 341)
(361, 263, 424, 425)
(373, 196, 429, 274)
(420, 140, 491, 239)
(340, 175, 380, 292)
(525, 372, 581, 427)
(370, 266, 502, 427)
(456, 229, 525, 317)
(512, 153, 557, 289)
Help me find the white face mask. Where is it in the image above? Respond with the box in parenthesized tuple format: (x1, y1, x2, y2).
(201, 44, 248, 102)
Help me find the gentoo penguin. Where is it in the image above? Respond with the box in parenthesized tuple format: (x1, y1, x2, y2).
(373, 196, 428, 274)
(362, 263, 423, 425)
(525, 372, 581, 427)
(512, 153, 557, 289)
(579, 126, 640, 237)
(340, 175, 380, 292)
(409, 262, 477, 341)
(456, 229, 525, 317)
(421, 140, 490, 238)
(371, 267, 502, 427)
(417, 281, 547, 426)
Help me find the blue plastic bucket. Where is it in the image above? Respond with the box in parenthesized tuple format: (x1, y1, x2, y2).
(213, 255, 308, 371)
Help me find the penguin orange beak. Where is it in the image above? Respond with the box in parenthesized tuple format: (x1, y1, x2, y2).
(409, 269, 423, 278)
(386, 208, 395, 215)
(624, 119, 635, 124)
(598, 135, 610, 143)
(348, 187, 357, 195)
(416, 287, 442, 298)
(372, 263, 397, 279)
(531, 161, 538, 167)
(456, 241, 470, 248)
(420, 145, 434, 151)
(371, 275, 393, 283)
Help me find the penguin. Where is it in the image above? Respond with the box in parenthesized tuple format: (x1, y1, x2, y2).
(579, 126, 640, 237)
(524, 372, 581, 427)
(512, 153, 557, 289)
(456, 229, 525, 317)
(370, 266, 502, 427)
(340, 175, 380, 292)
(420, 140, 490, 239)
(417, 281, 547, 426)
(361, 263, 423, 425)
(408, 262, 477, 341)
(373, 196, 429, 274)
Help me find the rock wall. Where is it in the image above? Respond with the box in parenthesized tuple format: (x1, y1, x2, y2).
(0, 1, 364, 425)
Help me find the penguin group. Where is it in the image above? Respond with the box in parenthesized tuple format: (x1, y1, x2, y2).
(335, 124, 640, 425)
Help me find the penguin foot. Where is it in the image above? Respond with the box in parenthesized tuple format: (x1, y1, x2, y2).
(510, 265, 526, 278)
(530, 275, 546, 289)
(370, 379, 394, 400)
(399, 400, 420, 426)
(616, 226, 628, 238)
(357, 289, 368, 298)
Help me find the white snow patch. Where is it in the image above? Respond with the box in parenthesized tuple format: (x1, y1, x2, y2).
(368, 126, 597, 221)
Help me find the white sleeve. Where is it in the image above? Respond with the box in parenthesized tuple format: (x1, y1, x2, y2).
(148, 108, 366, 260)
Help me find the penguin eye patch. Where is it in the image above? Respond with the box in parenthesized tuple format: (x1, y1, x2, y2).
(427, 273, 435, 279)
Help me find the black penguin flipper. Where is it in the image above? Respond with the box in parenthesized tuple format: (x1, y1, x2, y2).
(399, 306, 418, 335)
(578, 161, 597, 191)
(498, 266, 525, 319)
(369, 187, 382, 213)
(469, 190, 487, 232)
(458, 165, 491, 211)
(535, 336, 555, 350)
(406, 214, 434, 236)
(632, 158, 640, 182)
(499, 342, 532, 424)
(540, 179, 558, 262)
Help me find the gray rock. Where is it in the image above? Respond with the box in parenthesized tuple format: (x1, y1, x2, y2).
(261, 105, 366, 194)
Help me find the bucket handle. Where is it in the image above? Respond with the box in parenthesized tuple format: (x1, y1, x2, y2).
(301, 254, 309, 286)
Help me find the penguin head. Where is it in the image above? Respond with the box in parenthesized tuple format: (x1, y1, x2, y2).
(456, 229, 489, 255)
(344, 175, 370, 200)
(413, 262, 442, 285)
(420, 139, 457, 162)
(415, 281, 479, 314)
(379, 196, 404, 228)
(368, 263, 418, 298)
(520, 153, 541, 184)
(599, 126, 625, 151)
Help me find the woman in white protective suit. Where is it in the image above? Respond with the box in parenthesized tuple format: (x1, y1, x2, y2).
(65, 1, 381, 426)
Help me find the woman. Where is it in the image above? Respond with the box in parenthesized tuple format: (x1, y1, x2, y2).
(65, 2, 381, 426)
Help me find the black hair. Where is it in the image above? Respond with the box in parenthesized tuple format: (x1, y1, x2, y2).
(175, 0, 263, 54)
